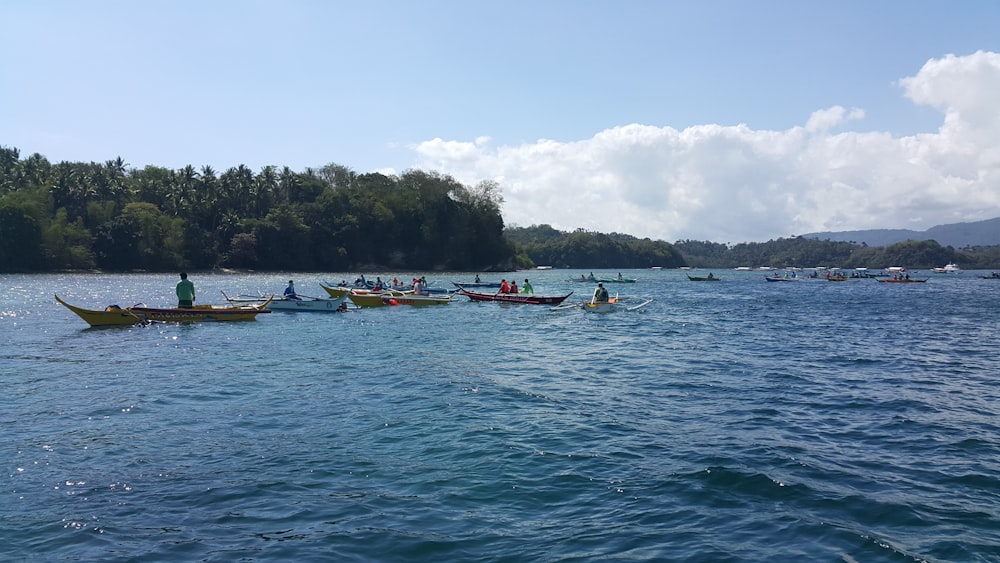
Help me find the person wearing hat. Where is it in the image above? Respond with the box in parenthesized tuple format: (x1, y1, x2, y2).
(284, 280, 301, 300)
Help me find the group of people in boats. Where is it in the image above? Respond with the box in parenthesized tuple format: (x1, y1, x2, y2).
(498, 279, 534, 294)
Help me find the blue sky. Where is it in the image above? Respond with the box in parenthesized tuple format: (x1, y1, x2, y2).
(3, 1, 1000, 243)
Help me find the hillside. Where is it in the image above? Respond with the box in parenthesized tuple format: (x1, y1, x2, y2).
(801, 217, 1000, 248)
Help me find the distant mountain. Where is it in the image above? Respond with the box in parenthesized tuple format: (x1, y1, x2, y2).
(802, 217, 1000, 248)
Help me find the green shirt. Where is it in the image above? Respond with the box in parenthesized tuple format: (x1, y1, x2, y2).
(176, 279, 195, 302)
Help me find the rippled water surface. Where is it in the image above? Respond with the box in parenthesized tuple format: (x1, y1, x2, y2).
(3, 271, 999, 561)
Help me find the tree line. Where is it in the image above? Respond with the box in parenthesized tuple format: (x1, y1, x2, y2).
(4, 146, 998, 274)
(505, 225, 686, 268)
(506, 226, 1000, 270)
(0, 147, 513, 273)
(672, 237, 1000, 270)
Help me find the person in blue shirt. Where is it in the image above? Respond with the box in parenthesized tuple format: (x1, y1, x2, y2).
(284, 280, 301, 300)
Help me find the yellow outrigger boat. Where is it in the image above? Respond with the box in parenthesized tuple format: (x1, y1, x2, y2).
(55, 294, 272, 327)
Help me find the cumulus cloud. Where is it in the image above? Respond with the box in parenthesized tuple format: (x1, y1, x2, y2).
(413, 51, 1000, 243)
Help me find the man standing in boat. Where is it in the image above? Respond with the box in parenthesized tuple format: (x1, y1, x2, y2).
(176, 272, 195, 308)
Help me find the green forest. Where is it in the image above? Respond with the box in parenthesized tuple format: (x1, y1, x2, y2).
(0, 147, 513, 272)
(2, 146, 999, 273)
(510, 225, 1000, 270)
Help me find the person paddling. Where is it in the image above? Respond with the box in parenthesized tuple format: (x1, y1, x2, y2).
(284, 280, 301, 300)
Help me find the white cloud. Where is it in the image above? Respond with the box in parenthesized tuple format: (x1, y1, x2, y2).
(414, 52, 1000, 243)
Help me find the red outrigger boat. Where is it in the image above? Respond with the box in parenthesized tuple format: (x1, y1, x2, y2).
(458, 287, 573, 305)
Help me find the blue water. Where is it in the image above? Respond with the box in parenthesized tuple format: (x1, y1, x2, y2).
(3, 271, 999, 562)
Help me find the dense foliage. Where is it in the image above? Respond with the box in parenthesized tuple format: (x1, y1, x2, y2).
(505, 225, 686, 268)
(0, 147, 513, 273)
(674, 237, 1000, 269)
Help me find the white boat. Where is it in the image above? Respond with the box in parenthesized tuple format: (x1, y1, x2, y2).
(931, 263, 961, 273)
(223, 292, 348, 312)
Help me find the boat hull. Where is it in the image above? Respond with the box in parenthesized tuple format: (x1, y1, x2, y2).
(56, 294, 271, 327)
(348, 291, 388, 307)
(382, 294, 453, 306)
(320, 284, 351, 298)
(459, 289, 572, 305)
(346, 289, 417, 307)
(227, 294, 347, 311)
(583, 297, 619, 313)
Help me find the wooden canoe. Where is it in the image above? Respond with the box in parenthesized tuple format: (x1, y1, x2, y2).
(458, 288, 573, 305)
(381, 293, 453, 306)
(56, 294, 272, 327)
(320, 284, 351, 298)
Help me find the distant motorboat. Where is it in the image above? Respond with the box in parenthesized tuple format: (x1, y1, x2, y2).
(931, 263, 961, 273)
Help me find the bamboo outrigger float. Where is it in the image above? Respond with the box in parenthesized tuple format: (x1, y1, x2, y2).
(55, 294, 272, 327)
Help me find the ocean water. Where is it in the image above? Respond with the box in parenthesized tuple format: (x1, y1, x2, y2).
(2, 270, 998, 562)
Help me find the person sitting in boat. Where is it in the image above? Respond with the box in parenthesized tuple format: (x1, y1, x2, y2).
(707, 272, 715, 280)
(374, 277, 384, 290)
(510, 280, 518, 294)
(617, 272, 623, 280)
(284, 280, 301, 300)
(176, 272, 195, 308)
(474, 274, 481, 283)
(413, 277, 430, 295)
(521, 279, 534, 294)
(499, 279, 510, 293)
(593, 282, 609, 303)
